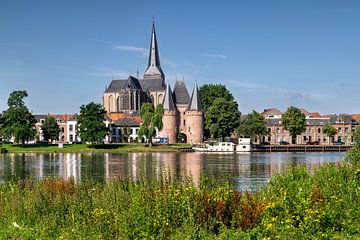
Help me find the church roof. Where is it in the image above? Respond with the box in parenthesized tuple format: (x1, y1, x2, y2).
(105, 80, 127, 93)
(187, 83, 202, 111)
(125, 76, 142, 90)
(105, 78, 166, 93)
(139, 78, 166, 91)
(143, 20, 164, 79)
(173, 80, 190, 105)
(163, 84, 177, 111)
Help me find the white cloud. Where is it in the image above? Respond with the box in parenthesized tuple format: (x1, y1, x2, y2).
(91, 38, 117, 44)
(202, 53, 227, 59)
(89, 67, 129, 78)
(114, 45, 147, 53)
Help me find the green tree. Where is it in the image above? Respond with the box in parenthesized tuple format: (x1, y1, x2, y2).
(322, 124, 337, 144)
(77, 102, 109, 144)
(138, 103, 164, 146)
(199, 84, 238, 139)
(199, 84, 235, 112)
(281, 106, 306, 144)
(205, 98, 241, 140)
(42, 116, 60, 142)
(0, 90, 36, 145)
(237, 110, 269, 142)
(354, 125, 360, 149)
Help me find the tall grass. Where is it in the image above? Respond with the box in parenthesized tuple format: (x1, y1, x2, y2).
(0, 150, 359, 239)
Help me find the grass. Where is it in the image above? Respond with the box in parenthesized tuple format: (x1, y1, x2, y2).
(0, 143, 191, 153)
(0, 149, 359, 239)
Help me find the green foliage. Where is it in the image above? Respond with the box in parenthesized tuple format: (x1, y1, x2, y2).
(0, 90, 36, 144)
(138, 103, 164, 145)
(353, 125, 360, 150)
(199, 84, 235, 112)
(281, 106, 306, 143)
(205, 98, 241, 140)
(77, 102, 109, 144)
(323, 124, 337, 144)
(199, 84, 238, 139)
(1, 153, 360, 239)
(237, 110, 269, 141)
(42, 116, 60, 142)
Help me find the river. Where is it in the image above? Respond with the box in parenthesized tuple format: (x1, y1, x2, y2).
(0, 152, 345, 190)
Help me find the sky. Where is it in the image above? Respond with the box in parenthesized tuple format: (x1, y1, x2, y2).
(1, 0, 359, 115)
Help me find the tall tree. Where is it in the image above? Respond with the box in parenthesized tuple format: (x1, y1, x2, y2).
(322, 124, 337, 144)
(42, 116, 60, 142)
(205, 98, 241, 140)
(237, 110, 269, 142)
(0, 90, 36, 145)
(199, 84, 237, 139)
(199, 84, 235, 112)
(77, 102, 109, 144)
(281, 106, 306, 144)
(138, 103, 164, 146)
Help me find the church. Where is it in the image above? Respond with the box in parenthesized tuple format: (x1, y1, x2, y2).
(102, 20, 203, 144)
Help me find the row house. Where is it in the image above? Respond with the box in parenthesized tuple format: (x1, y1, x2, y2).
(34, 113, 145, 144)
(261, 108, 359, 145)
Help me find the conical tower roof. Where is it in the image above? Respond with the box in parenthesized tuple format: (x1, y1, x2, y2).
(187, 82, 202, 111)
(144, 20, 164, 80)
(173, 80, 190, 105)
(163, 83, 177, 111)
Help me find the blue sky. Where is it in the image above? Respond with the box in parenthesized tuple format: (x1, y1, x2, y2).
(1, 0, 359, 115)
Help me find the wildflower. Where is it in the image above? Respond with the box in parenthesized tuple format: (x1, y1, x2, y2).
(12, 222, 20, 228)
(18, 179, 26, 189)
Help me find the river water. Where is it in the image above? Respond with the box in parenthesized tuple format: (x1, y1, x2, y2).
(0, 152, 345, 190)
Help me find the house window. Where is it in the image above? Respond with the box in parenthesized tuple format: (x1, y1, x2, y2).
(69, 134, 73, 142)
(276, 128, 280, 133)
(183, 119, 186, 126)
(338, 128, 342, 134)
(69, 124, 73, 131)
(318, 128, 321, 134)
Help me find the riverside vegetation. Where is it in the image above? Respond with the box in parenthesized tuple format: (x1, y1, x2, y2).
(0, 151, 359, 239)
(0, 143, 190, 153)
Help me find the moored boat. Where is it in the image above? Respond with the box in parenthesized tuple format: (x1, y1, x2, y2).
(193, 138, 251, 152)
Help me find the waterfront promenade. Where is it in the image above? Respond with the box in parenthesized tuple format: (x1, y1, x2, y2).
(253, 144, 353, 152)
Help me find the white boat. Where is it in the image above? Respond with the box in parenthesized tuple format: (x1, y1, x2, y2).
(193, 138, 251, 152)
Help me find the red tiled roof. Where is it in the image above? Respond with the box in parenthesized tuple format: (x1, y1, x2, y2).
(351, 114, 360, 123)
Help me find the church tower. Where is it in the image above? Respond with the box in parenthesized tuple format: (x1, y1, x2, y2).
(160, 83, 178, 144)
(143, 20, 164, 81)
(185, 83, 203, 143)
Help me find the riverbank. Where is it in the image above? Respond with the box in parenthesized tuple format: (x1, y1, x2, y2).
(0, 143, 191, 153)
(0, 150, 359, 239)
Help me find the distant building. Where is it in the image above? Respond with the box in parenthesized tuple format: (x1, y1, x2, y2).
(260, 108, 358, 145)
(102, 20, 203, 144)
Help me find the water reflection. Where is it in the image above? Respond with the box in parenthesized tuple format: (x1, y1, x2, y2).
(0, 152, 345, 190)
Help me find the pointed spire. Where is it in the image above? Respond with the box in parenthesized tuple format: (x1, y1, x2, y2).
(187, 82, 202, 111)
(163, 83, 176, 111)
(144, 19, 164, 80)
(173, 79, 190, 105)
